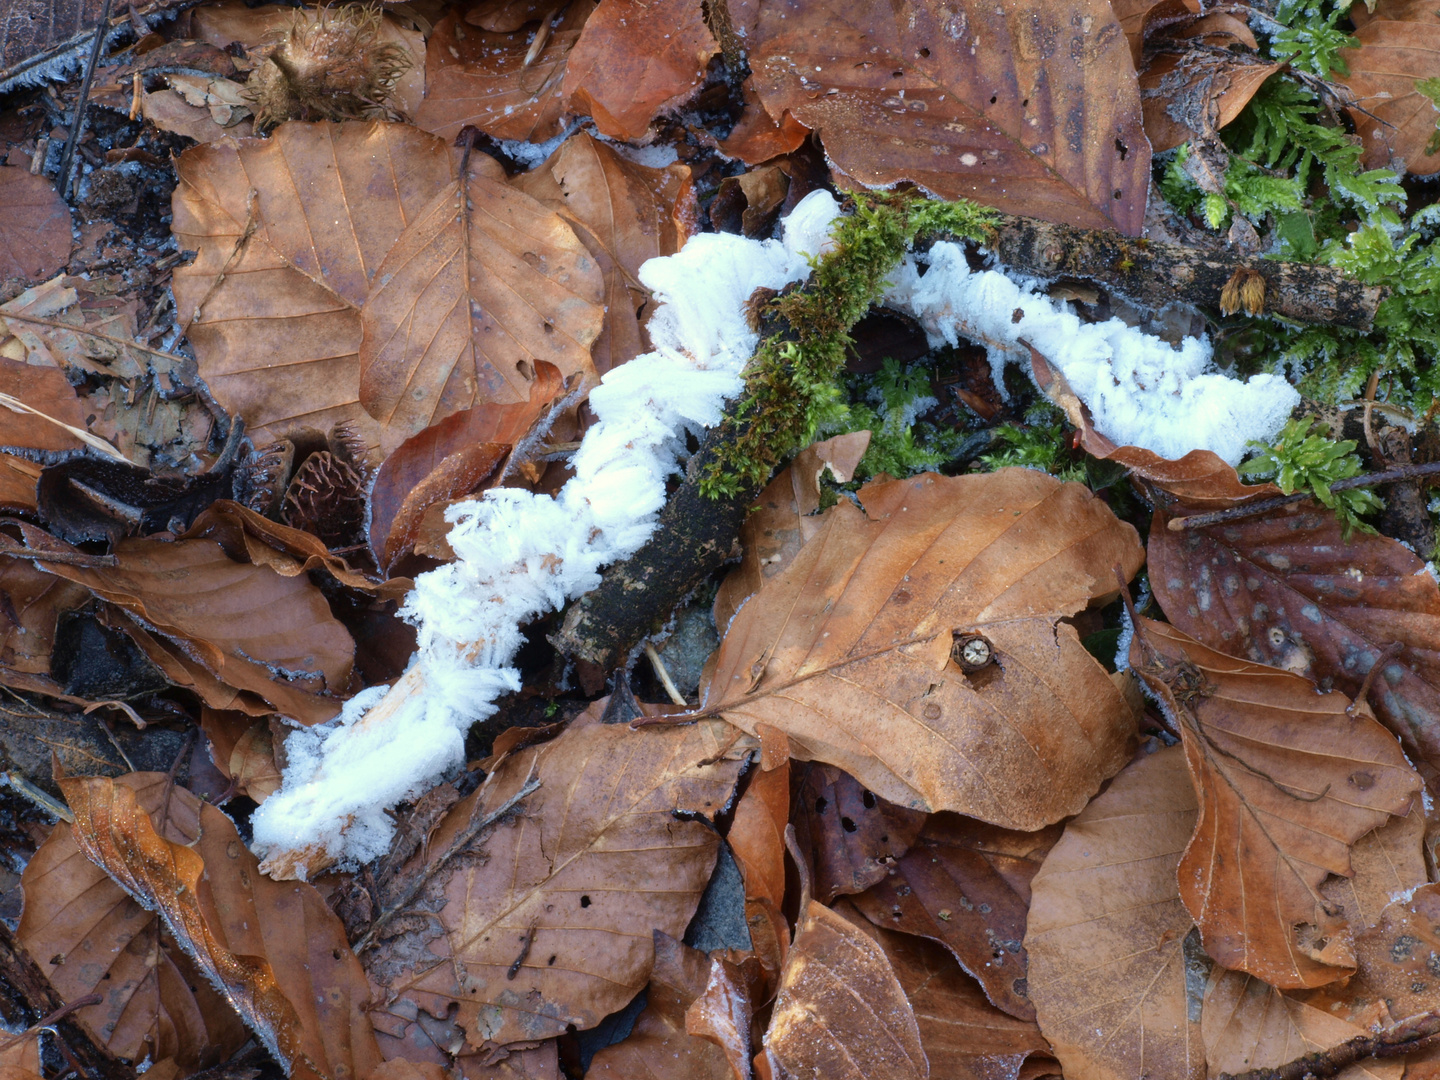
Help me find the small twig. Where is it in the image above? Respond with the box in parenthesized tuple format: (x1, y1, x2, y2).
(506, 920, 538, 979)
(82, 700, 147, 729)
(1348, 642, 1405, 718)
(1168, 461, 1440, 531)
(0, 541, 117, 568)
(644, 642, 687, 706)
(354, 774, 541, 953)
(184, 191, 261, 331)
(55, 0, 116, 200)
(95, 714, 137, 772)
(1218, 1011, 1440, 1080)
(0, 994, 103, 1054)
(1, 771, 74, 822)
(202, 415, 246, 476)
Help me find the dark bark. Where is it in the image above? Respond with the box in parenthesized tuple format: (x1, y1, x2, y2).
(1216, 1010, 1440, 1080)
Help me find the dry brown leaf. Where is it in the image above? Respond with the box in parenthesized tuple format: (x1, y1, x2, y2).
(762, 898, 927, 1080)
(745, 0, 1150, 233)
(1025, 743, 1205, 1080)
(1140, 51, 1280, 153)
(586, 932, 738, 1079)
(719, 82, 811, 166)
(29, 527, 354, 723)
(1202, 969, 1402, 1080)
(0, 454, 39, 511)
(727, 755, 791, 912)
(1109, 0, 1202, 66)
(414, 3, 597, 143)
(701, 469, 1144, 829)
(226, 721, 283, 802)
(1321, 802, 1428, 933)
(685, 954, 755, 1080)
(1339, 0, 1440, 174)
(0, 357, 88, 453)
(712, 431, 871, 632)
(513, 132, 693, 377)
(0, 554, 91, 683)
(852, 813, 1059, 1020)
(0, 157, 70, 284)
(560, 0, 716, 140)
(141, 89, 252, 144)
(19, 773, 248, 1071)
(1147, 500, 1440, 782)
(56, 772, 381, 1080)
(1131, 615, 1421, 988)
(171, 121, 454, 454)
(1354, 883, 1440, 1020)
(842, 900, 1052, 1080)
(366, 704, 747, 1049)
(357, 147, 604, 444)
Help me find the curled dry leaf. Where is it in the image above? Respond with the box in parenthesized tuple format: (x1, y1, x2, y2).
(19, 773, 248, 1072)
(719, 82, 811, 166)
(1026, 743, 1204, 1080)
(1321, 802, 1427, 933)
(702, 469, 1144, 829)
(513, 132, 694, 377)
(56, 773, 381, 1080)
(0, 159, 70, 283)
(357, 149, 604, 444)
(1140, 51, 1279, 153)
(851, 813, 1059, 1020)
(0, 554, 91, 688)
(365, 704, 747, 1049)
(560, 0, 717, 140)
(1354, 883, 1440, 1018)
(1130, 615, 1421, 988)
(171, 121, 454, 453)
(685, 955, 755, 1080)
(1147, 500, 1440, 780)
(1339, 0, 1440, 175)
(744, 0, 1150, 232)
(1110, 0, 1200, 66)
(1202, 969, 1402, 1080)
(763, 898, 927, 1080)
(727, 755, 791, 911)
(414, 3, 598, 143)
(586, 932, 737, 1079)
(842, 901, 1052, 1080)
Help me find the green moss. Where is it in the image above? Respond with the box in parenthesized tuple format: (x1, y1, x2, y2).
(698, 192, 995, 498)
(979, 402, 1085, 482)
(1238, 417, 1382, 536)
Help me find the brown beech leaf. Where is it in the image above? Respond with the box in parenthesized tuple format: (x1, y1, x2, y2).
(513, 132, 694, 377)
(56, 773, 381, 1080)
(1109, 0, 1201, 66)
(414, 3, 597, 143)
(790, 763, 927, 903)
(1321, 802, 1428, 933)
(1025, 743, 1204, 1080)
(685, 955, 755, 1080)
(0, 357, 88, 453)
(0, 159, 70, 283)
(745, 0, 1150, 233)
(171, 121, 454, 453)
(1131, 616, 1421, 989)
(586, 932, 737, 1079)
(712, 431, 872, 632)
(1147, 500, 1440, 780)
(727, 756, 791, 912)
(1339, 0, 1440, 175)
(365, 704, 747, 1049)
(560, 0, 717, 140)
(0, 554, 91, 684)
(1202, 969, 1401, 1080)
(701, 469, 1144, 829)
(357, 149, 604, 444)
(367, 361, 563, 571)
(19, 773, 248, 1072)
(1140, 51, 1279, 153)
(31, 528, 354, 722)
(842, 901, 1052, 1080)
(851, 813, 1059, 1021)
(1354, 883, 1440, 1019)
(762, 898, 927, 1080)
(719, 82, 811, 166)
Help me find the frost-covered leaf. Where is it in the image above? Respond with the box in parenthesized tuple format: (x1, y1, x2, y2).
(744, 0, 1151, 232)
(702, 469, 1144, 829)
(1130, 616, 1421, 988)
(1354, 883, 1440, 1019)
(1339, 0, 1440, 174)
(1025, 744, 1205, 1080)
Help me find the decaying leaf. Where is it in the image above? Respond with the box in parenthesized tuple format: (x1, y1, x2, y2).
(357, 148, 604, 443)
(560, 0, 717, 140)
(685, 954, 756, 1080)
(1202, 969, 1402, 1080)
(0, 357, 88, 453)
(19, 773, 248, 1071)
(762, 898, 927, 1080)
(1131, 615, 1420, 988)
(366, 704, 747, 1049)
(0, 156, 70, 283)
(719, 81, 811, 165)
(1321, 802, 1428, 933)
(1354, 883, 1440, 1018)
(852, 813, 1058, 1020)
(56, 773, 381, 1080)
(727, 755, 791, 912)
(1025, 743, 1205, 1080)
(1148, 500, 1440, 783)
(1339, 0, 1440, 174)
(702, 469, 1144, 829)
(513, 132, 693, 376)
(0, 554, 91, 685)
(744, 0, 1150, 232)
(1140, 50, 1279, 153)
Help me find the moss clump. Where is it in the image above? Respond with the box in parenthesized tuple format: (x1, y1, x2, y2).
(1238, 416, 1382, 536)
(698, 192, 995, 498)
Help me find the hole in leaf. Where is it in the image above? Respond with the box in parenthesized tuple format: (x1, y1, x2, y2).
(815, 796, 828, 814)
(918, 47, 930, 57)
(548, 955, 557, 965)
(1115, 137, 1128, 160)
(580, 895, 592, 908)
(1113, 189, 1122, 199)
(862, 790, 877, 809)
(989, 94, 997, 104)
(841, 816, 857, 833)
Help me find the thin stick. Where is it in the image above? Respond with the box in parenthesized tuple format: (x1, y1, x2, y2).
(1168, 460, 1440, 531)
(55, 0, 116, 200)
(1348, 642, 1404, 718)
(0, 541, 117, 568)
(645, 641, 687, 706)
(354, 774, 541, 953)
(0, 772, 73, 822)
(1217, 1010, 1440, 1080)
(0, 995, 103, 1055)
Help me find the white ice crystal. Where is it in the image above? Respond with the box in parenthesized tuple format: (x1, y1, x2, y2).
(884, 242, 1299, 464)
(251, 191, 845, 871)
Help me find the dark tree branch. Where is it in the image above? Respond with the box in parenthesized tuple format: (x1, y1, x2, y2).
(1167, 460, 1440, 530)
(1217, 1011, 1440, 1080)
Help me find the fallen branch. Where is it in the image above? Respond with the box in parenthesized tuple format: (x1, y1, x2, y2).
(1167, 460, 1440, 530)
(972, 212, 1385, 329)
(1217, 1011, 1440, 1080)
